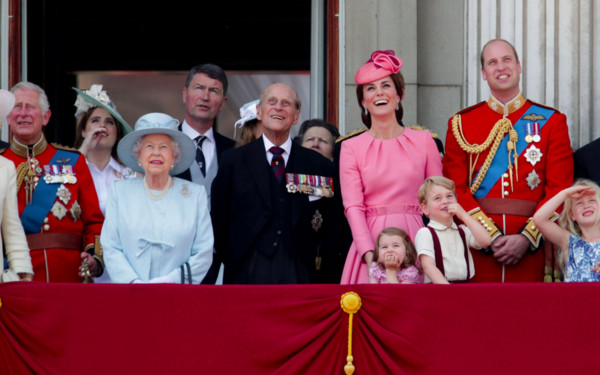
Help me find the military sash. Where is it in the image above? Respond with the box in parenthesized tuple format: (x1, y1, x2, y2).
(21, 149, 78, 234)
(473, 105, 554, 198)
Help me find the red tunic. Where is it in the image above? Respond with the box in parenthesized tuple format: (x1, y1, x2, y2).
(2, 137, 104, 282)
(443, 96, 573, 282)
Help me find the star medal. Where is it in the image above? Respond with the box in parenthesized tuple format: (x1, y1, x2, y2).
(70, 201, 82, 222)
(56, 184, 72, 204)
(526, 170, 541, 190)
(51, 201, 67, 220)
(311, 210, 323, 232)
(525, 145, 543, 166)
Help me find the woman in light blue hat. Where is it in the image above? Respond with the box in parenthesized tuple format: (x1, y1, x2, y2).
(101, 112, 214, 284)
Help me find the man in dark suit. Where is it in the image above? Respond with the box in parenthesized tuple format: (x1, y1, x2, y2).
(176, 63, 236, 205)
(211, 83, 335, 284)
(177, 64, 235, 285)
(574, 137, 600, 185)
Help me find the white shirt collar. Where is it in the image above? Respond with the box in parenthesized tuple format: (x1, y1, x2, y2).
(427, 219, 458, 231)
(181, 121, 215, 144)
(262, 135, 292, 155)
(262, 135, 292, 164)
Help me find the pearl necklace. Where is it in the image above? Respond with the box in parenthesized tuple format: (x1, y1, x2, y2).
(143, 176, 172, 201)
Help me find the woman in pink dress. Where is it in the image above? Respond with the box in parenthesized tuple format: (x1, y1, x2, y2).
(340, 50, 443, 284)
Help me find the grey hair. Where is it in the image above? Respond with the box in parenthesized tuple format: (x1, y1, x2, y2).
(11, 81, 50, 115)
(132, 134, 182, 165)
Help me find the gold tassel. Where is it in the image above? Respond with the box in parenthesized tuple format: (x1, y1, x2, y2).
(341, 292, 362, 375)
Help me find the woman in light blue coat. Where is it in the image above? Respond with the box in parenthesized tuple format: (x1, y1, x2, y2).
(101, 113, 213, 283)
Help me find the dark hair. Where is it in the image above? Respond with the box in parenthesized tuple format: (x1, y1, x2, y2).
(356, 72, 405, 128)
(297, 119, 340, 142)
(74, 107, 125, 162)
(480, 39, 520, 68)
(185, 63, 228, 95)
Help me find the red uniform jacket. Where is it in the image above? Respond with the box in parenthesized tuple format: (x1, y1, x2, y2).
(2, 137, 104, 282)
(443, 95, 573, 282)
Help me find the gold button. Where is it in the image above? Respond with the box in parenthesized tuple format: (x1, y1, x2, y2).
(504, 191, 509, 196)
(484, 224, 489, 229)
(487, 227, 492, 231)
(503, 173, 509, 178)
(531, 225, 536, 230)
(477, 216, 482, 220)
(503, 182, 509, 187)
(43, 217, 49, 223)
(43, 224, 50, 231)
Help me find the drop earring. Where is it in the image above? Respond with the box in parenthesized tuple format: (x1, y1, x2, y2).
(364, 107, 368, 116)
(396, 101, 400, 111)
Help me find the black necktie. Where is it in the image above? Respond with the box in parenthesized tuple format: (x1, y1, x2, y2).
(269, 146, 285, 182)
(195, 135, 206, 177)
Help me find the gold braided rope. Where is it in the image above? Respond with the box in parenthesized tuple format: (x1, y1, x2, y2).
(451, 115, 518, 194)
(15, 161, 30, 192)
(340, 292, 362, 375)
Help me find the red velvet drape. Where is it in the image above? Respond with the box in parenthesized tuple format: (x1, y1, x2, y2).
(1, 283, 598, 374)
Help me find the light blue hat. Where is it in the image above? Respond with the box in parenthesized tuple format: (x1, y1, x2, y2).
(117, 112, 196, 175)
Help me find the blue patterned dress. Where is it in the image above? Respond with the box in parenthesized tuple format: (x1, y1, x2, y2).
(565, 235, 600, 282)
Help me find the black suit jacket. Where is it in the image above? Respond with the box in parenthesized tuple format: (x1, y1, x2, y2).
(211, 138, 335, 284)
(574, 137, 600, 185)
(175, 125, 236, 182)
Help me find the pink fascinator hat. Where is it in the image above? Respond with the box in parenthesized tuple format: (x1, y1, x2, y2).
(354, 50, 403, 85)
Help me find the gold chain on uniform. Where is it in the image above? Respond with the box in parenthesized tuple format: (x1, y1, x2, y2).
(451, 114, 518, 194)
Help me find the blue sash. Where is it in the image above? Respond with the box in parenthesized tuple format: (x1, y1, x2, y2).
(473, 104, 554, 198)
(21, 149, 78, 234)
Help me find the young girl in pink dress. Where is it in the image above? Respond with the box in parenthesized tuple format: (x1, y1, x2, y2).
(340, 50, 443, 284)
(369, 227, 422, 284)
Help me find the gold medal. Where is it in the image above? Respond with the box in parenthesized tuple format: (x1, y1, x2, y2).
(525, 134, 533, 143)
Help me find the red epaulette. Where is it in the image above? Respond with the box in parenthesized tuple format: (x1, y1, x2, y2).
(51, 143, 82, 154)
(528, 100, 561, 114)
(453, 101, 487, 117)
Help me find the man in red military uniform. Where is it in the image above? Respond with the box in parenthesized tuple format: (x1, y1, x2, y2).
(2, 82, 104, 282)
(443, 39, 573, 282)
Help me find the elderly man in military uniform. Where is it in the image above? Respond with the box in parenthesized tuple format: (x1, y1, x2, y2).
(2, 82, 104, 282)
(443, 39, 573, 282)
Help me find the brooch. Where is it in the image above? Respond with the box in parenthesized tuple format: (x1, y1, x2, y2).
(180, 183, 191, 198)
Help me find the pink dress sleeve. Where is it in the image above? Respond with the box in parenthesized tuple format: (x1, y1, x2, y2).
(424, 134, 443, 178)
(398, 266, 422, 284)
(340, 139, 375, 256)
(369, 262, 386, 283)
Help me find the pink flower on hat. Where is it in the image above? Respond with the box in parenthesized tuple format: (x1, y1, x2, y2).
(354, 50, 404, 84)
(370, 50, 403, 73)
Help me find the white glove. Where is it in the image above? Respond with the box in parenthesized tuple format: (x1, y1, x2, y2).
(148, 275, 175, 284)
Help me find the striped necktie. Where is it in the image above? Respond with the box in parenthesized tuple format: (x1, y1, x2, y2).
(269, 146, 285, 182)
(195, 135, 206, 177)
